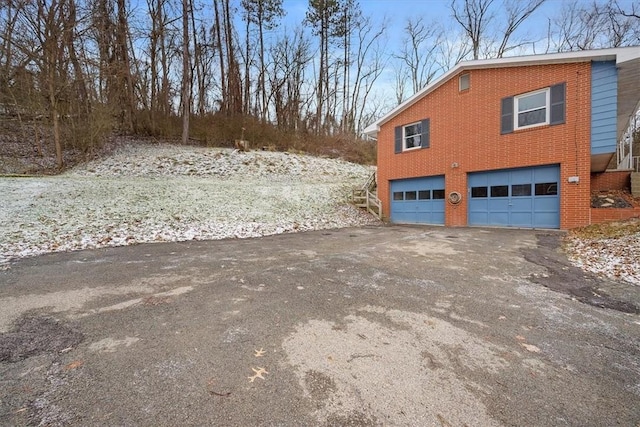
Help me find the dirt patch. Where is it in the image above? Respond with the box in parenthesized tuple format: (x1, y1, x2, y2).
(591, 190, 640, 208)
(0, 316, 84, 362)
(522, 234, 639, 314)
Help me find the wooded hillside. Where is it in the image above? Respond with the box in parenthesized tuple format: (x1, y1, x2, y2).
(0, 0, 638, 170)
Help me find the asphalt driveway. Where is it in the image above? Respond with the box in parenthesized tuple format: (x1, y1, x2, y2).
(1, 225, 639, 426)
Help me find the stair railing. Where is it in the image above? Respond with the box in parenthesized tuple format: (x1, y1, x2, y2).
(352, 172, 382, 219)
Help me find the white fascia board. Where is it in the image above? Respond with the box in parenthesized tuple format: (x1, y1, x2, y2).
(616, 45, 640, 64)
(363, 46, 640, 138)
(362, 123, 379, 138)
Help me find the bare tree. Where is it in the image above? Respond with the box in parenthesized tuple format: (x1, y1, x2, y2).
(181, 0, 190, 144)
(224, 0, 242, 115)
(268, 26, 313, 131)
(305, 0, 341, 134)
(496, 0, 545, 57)
(607, 0, 640, 46)
(392, 63, 409, 105)
(451, 0, 544, 59)
(242, 0, 284, 121)
(191, 20, 215, 116)
(29, 0, 75, 167)
(114, 0, 135, 131)
(349, 15, 387, 135)
(434, 25, 472, 70)
(546, 0, 640, 52)
(451, 0, 494, 60)
(335, 0, 361, 133)
(616, 0, 639, 19)
(213, 0, 227, 112)
(394, 16, 442, 96)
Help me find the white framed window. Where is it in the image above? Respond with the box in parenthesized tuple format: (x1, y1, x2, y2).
(514, 88, 550, 130)
(403, 122, 422, 150)
(459, 73, 470, 91)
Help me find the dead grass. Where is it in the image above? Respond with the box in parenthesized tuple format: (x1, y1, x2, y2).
(1, 112, 377, 176)
(137, 113, 377, 165)
(567, 218, 640, 240)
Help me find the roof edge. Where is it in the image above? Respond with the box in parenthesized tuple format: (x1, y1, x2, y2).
(363, 46, 640, 138)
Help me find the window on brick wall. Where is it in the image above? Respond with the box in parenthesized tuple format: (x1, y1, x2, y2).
(501, 83, 565, 134)
(394, 119, 431, 153)
(515, 89, 549, 129)
(404, 122, 422, 150)
(459, 73, 470, 91)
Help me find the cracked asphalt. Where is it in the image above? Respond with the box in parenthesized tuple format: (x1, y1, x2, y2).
(1, 225, 639, 426)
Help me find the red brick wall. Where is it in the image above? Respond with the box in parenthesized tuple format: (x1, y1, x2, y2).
(591, 207, 640, 223)
(377, 62, 593, 229)
(591, 170, 631, 191)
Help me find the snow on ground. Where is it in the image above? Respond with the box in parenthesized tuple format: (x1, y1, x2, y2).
(0, 144, 379, 266)
(565, 232, 640, 286)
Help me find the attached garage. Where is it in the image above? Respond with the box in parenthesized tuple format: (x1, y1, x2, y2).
(390, 175, 445, 224)
(468, 165, 560, 228)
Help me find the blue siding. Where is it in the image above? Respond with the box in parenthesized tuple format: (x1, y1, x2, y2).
(591, 61, 617, 155)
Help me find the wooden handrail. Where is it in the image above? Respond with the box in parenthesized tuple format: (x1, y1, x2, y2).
(352, 172, 381, 219)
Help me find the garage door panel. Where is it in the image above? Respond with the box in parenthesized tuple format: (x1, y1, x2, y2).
(534, 197, 558, 210)
(511, 197, 533, 210)
(533, 213, 557, 228)
(488, 212, 509, 226)
(431, 201, 445, 224)
(510, 169, 533, 184)
(488, 199, 510, 219)
(533, 165, 559, 182)
(511, 212, 534, 226)
(488, 171, 510, 185)
(468, 165, 559, 229)
(390, 176, 445, 225)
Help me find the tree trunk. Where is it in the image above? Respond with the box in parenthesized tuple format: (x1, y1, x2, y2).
(116, 0, 135, 131)
(258, 2, 267, 121)
(181, 0, 190, 144)
(213, 0, 227, 113)
(244, 12, 251, 115)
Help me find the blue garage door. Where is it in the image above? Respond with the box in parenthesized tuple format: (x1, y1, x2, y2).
(468, 165, 560, 228)
(390, 175, 445, 224)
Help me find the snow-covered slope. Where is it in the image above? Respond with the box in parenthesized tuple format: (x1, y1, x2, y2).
(0, 144, 379, 265)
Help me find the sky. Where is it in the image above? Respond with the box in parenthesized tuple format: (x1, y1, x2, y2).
(280, 0, 639, 27)
(271, 0, 638, 109)
(274, 0, 563, 104)
(278, 0, 639, 53)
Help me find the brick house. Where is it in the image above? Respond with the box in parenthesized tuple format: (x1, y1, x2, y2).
(363, 46, 640, 229)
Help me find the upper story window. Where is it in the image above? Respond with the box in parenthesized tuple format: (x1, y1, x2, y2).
(404, 122, 422, 150)
(515, 88, 549, 130)
(501, 82, 565, 135)
(459, 73, 470, 91)
(394, 118, 431, 153)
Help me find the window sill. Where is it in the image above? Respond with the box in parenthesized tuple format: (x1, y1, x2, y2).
(402, 146, 423, 153)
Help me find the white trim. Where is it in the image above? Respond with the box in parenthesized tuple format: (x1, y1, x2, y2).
(403, 121, 422, 151)
(459, 73, 470, 91)
(514, 88, 550, 131)
(363, 46, 640, 138)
